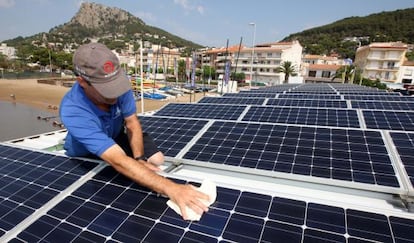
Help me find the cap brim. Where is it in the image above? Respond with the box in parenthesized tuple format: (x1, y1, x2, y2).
(91, 69, 131, 99)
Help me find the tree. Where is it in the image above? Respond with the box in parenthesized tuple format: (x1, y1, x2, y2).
(276, 61, 297, 83)
(332, 65, 356, 83)
(202, 65, 216, 80)
(177, 59, 186, 81)
(0, 54, 8, 69)
(231, 72, 245, 82)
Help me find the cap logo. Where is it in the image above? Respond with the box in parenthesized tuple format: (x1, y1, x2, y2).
(103, 61, 115, 74)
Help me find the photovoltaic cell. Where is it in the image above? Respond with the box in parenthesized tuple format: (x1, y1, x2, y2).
(198, 97, 266, 105)
(139, 116, 208, 157)
(183, 121, 399, 187)
(267, 98, 348, 108)
(154, 103, 246, 120)
(242, 106, 360, 128)
(0, 144, 98, 238)
(352, 101, 414, 111)
(12, 165, 414, 242)
(363, 110, 414, 131)
(390, 132, 414, 187)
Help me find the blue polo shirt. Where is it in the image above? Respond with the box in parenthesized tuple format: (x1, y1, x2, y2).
(60, 83, 136, 157)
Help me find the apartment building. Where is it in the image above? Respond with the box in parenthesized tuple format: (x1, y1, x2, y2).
(301, 54, 347, 83)
(202, 41, 303, 85)
(354, 42, 408, 83)
(118, 44, 182, 79)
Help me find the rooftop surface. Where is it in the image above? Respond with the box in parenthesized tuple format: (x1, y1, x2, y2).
(2, 83, 414, 242)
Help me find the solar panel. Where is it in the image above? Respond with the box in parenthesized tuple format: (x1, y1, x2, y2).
(363, 110, 414, 131)
(390, 132, 414, 188)
(341, 92, 400, 95)
(182, 121, 400, 189)
(198, 97, 266, 105)
(242, 106, 360, 128)
(223, 92, 276, 98)
(0, 144, 99, 238)
(11, 165, 414, 242)
(154, 103, 246, 120)
(139, 116, 209, 157)
(267, 98, 348, 108)
(344, 95, 414, 101)
(278, 94, 342, 100)
(352, 101, 414, 111)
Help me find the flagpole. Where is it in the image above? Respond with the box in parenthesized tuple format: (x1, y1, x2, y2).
(140, 40, 144, 114)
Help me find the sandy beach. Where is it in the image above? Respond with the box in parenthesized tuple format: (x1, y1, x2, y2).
(0, 79, 208, 115)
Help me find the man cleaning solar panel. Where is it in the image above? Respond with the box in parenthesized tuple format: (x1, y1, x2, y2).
(59, 43, 211, 220)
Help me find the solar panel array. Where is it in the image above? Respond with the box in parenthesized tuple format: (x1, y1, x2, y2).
(2, 83, 414, 242)
(0, 144, 99, 239)
(183, 121, 398, 187)
(2, 147, 414, 243)
(150, 84, 414, 193)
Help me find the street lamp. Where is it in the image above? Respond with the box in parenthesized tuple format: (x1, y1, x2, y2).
(249, 22, 256, 89)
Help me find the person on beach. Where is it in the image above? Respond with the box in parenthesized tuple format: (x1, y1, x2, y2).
(59, 43, 209, 220)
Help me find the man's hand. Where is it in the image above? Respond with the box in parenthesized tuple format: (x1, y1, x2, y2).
(167, 183, 210, 220)
(101, 145, 210, 220)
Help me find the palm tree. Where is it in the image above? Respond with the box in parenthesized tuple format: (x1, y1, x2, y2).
(331, 65, 356, 83)
(276, 61, 297, 84)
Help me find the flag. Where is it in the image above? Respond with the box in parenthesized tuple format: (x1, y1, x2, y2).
(224, 61, 231, 85)
(191, 52, 196, 87)
(173, 57, 177, 78)
(186, 57, 190, 83)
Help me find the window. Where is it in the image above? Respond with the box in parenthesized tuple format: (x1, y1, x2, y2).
(308, 71, 316, 77)
(322, 71, 331, 78)
(267, 53, 272, 57)
(385, 72, 390, 80)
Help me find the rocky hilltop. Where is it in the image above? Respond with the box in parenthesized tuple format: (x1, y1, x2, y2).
(68, 2, 144, 28)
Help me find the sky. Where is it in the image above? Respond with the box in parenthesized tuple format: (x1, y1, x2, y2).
(0, 0, 413, 48)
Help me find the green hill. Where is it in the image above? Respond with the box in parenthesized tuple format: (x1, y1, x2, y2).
(283, 8, 414, 58)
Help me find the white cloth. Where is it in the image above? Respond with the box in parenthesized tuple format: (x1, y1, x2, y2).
(166, 179, 217, 221)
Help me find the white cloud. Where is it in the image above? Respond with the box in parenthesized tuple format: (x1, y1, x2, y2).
(0, 0, 15, 8)
(174, 0, 204, 15)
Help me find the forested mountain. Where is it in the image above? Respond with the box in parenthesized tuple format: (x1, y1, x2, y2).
(283, 8, 414, 58)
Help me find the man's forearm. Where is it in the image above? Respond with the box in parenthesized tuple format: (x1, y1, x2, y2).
(125, 116, 145, 157)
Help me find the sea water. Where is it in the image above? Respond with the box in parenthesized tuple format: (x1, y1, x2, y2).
(0, 101, 62, 141)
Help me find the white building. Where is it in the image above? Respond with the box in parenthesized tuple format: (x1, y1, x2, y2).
(354, 42, 408, 83)
(0, 43, 16, 59)
(398, 61, 414, 84)
(203, 41, 303, 85)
